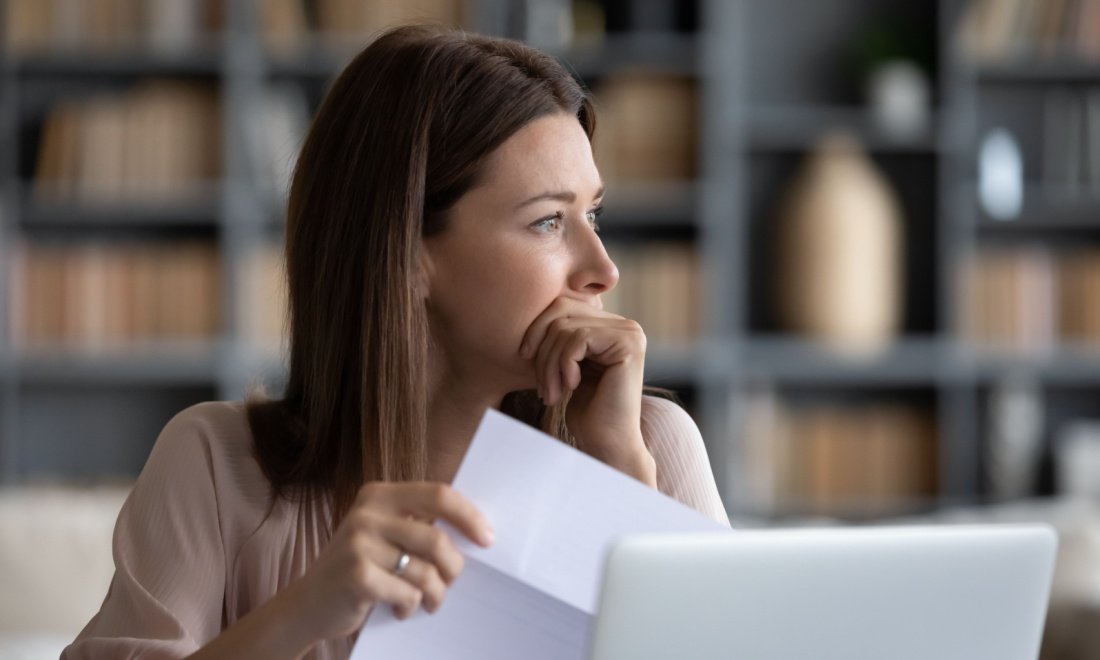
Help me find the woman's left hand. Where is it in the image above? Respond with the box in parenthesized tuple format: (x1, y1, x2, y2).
(519, 297, 656, 487)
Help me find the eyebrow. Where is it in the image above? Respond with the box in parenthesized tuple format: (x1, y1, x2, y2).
(515, 184, 605, 210)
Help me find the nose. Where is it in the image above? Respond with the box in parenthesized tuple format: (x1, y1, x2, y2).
(568, 219, 619, 297)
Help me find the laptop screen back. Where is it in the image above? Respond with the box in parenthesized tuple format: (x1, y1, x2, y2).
(588, 525, 1056, 660)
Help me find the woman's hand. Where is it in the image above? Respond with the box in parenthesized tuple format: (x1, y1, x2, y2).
(519, 297, 656, 487)
(278, 482, 494, 647)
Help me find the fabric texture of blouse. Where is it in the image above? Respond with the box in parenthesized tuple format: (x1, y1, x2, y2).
(62, 396, 730, 660)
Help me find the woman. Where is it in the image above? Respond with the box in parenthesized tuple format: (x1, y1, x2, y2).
(63, 24, 728, 660)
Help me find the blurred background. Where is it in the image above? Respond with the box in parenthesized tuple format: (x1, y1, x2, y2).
(2, 0, 1100, 657)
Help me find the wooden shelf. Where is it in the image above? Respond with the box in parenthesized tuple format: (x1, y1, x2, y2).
(740, 336, 944, 385)
(976, 61, 1100, 84)
(13, 341, 222, 385)
(10, 47, 223, 77)
(20, 186, 221, 229)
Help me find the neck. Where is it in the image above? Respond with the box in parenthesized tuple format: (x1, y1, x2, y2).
(425, 368, 507, 484)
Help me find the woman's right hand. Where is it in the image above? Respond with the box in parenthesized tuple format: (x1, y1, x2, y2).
(280, 481, 494, 645)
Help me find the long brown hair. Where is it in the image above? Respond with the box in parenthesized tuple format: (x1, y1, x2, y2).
(247, 25, 595, 529)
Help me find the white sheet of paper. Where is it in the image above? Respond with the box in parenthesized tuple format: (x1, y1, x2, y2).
(350, 408, 728, 660)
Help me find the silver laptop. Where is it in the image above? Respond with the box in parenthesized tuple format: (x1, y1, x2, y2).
(588, 524, 1057, 660)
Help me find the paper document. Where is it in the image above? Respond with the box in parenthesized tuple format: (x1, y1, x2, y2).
(350, 408, 728, 660)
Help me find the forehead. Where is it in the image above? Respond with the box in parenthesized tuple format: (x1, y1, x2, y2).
(476, 113, 600, 198)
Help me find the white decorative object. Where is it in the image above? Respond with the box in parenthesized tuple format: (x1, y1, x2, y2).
(979, 128, 1024, 220)
(1056, 422, 1100, 499)
(775, 132, 904, 356)
(987, 374, 1044, 500)
(866, 60, 931, 140)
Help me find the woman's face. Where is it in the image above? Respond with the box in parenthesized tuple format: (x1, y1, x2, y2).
(423, 111, 617, 393)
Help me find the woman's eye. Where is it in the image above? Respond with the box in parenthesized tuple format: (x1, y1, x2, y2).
(533, 213, 563, 233)
(586, 205, 604, 231)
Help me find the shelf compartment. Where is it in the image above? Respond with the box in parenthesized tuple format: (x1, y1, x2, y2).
(559, 32, 698, 78)
(746, 106, 941, 153)
(975, 187, 1100, 231)
(598, 180, 696, 228)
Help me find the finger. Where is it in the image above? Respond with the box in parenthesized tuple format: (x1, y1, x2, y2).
(390, 553, 449, 614)
(522, 297, 570, 361)
(521, 297, 614, 360)
(362, 483, 494, 548)
(548, 326, 587, 405)
(354, 559, 423, 620)
(558, 330, 591, 395)
(345, 517, 453, 612)
(376, 515, 465, 584)
(535, 317, 574, 405)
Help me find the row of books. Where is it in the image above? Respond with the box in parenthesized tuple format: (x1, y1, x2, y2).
(12, 242, 221, 347)
(958, 247, 1100, 351)
(960, 0, 1100, 63)
(35, 81, 221, 206)
(240, 245, 287, 345)
(739, 389, 938, 517)
(26, 71, 694, 210)
(1042, 88, 1100, 195)
(6, 0, 222, 55)
(260, 0, 687, 53)
(261, 0, 465, 51)
(592, 73, 696, 182)
(6, 236, 700, 350)
(602, 241, 700, 342)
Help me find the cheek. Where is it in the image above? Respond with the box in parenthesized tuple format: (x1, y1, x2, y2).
(433, 243, 566, 346)
(477, 248, 563, 330)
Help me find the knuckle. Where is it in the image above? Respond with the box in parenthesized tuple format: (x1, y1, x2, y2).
(354, 560, 377, 595)
(358, 481, 382, 503)
(423, 562, 444, 588)
(351, 509, 380, 533)
(440, 552, 464, 584)
(429, 528, 452, 558)
(431, 483, 455, 509)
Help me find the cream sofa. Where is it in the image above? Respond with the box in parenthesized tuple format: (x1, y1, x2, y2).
(0, 486, 129, 659)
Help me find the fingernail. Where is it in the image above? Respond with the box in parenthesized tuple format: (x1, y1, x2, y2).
(481, 528, 495, 546)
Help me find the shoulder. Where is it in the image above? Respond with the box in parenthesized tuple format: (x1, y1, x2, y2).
(639, 394, 731, 527)
(150, 400, 255, 470)
(639, 394, 707, 478)
(159, 400, 252, 447)
(134, 401, 271, 539)
(640, 394, 701, 446)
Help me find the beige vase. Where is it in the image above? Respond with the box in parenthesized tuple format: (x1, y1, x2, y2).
(775, 132, 904, 355)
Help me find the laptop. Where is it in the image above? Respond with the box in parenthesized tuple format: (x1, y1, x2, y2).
(587, 524, 1057, 660)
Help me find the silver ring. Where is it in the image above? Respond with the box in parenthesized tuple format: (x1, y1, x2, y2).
(394, 552, 411, 576)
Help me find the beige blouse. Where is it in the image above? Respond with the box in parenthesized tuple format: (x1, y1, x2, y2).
(63, 397, 729, 659)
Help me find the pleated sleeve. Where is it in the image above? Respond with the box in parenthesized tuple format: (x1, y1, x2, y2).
(62, 404, 229, 659)
(641, 395, 731, 527)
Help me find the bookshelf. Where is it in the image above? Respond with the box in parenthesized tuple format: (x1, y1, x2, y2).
(4, 0, 1098, 522)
